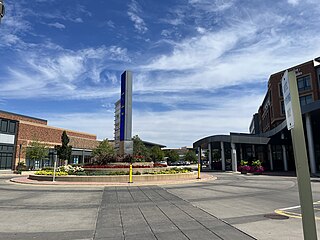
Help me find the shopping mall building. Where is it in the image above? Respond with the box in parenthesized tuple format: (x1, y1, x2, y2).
(193, 58, 320, 174)
(0, 110, 99, 170)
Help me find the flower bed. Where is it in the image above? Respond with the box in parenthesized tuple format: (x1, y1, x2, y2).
(35, 167, 192, 176)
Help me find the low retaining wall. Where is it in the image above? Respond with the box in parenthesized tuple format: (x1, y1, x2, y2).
(28, 172, 197, 183)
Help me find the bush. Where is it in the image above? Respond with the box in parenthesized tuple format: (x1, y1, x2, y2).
(42, 167, 54, 171)
(58, 165, 84, 175)
(34, 170, 68, 176)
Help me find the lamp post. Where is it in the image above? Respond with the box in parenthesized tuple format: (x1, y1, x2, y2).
(18, 144, 22, 164)
(53, 150, 57, 182)
(0, 0, 5, 22)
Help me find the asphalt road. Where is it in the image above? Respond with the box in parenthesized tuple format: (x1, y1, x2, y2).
(165, 172, 320, 240)
(0, 173, 320, 239)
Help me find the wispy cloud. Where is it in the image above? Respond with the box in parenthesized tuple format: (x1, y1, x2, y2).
(287, 0, 299, 6)
(0, 45, 130, 99)
(48, 22, 66, 29)
(127, 0, 148, 34)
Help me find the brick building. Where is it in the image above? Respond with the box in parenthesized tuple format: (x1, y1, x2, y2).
(0, 110, 100, 170)
(193, 57, 320, 174)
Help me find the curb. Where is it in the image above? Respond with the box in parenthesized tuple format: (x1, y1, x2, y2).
(10, 174, 216, 187)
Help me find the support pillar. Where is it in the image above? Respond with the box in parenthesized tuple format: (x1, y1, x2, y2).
(231, 143, 237, 172)
(221, 141, 226, 171)
(252, 145, 256, 158)
(239, 144, 243, 160)
(306, 113, 317, 174)
(268, 144, 274, 171)
(282, 145, 288, 171)
(208, 143, 212, 170)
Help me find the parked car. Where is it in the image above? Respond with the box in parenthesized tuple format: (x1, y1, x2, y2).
(154, 161, 167, 167)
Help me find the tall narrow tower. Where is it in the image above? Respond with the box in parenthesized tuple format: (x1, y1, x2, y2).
(114, 71, 133, 156)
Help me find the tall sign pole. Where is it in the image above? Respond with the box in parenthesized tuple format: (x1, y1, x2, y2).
(119, 70, 133, 156)
(282, 70, 317, 240)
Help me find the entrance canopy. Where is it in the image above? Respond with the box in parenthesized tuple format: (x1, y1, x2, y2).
(193, 133, 270, 149)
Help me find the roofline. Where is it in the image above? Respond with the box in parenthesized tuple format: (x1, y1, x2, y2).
(0, 110, 47, 122)
(142, 140, 166, 148)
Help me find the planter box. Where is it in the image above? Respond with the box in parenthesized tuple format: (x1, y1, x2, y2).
(28, 172, 197, 183)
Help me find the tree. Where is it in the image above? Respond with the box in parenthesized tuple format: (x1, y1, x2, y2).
(166, 150, 179, 163)
(150, 146, 164, 162)
(26, 141, 49, 168)
(55, 131, 72, 164)
(92, 139, 115, 165)
(133, 135, 150, 162)
(184, 150, 197, 163)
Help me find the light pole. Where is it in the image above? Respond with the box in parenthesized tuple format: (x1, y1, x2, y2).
(0, 0, 5, 22)
(53, 150, 57, 182)
(18, 144, 22, 164)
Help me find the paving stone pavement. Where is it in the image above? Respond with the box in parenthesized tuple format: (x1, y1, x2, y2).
(93, 186, 256, 240)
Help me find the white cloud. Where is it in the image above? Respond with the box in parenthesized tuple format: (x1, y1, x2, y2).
(127, 0, 148, 33)
(48, 22, 66, 29)
(287, 0, 299, 6)
(0, 45, 130, 99)
(42, 92, 264, 148)
(74, 18, 83, 23)
(106, 20, 115, 28)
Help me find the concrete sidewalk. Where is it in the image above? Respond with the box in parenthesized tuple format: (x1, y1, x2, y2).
(94, 186, 256, 240)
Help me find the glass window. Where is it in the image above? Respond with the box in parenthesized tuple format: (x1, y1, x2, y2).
(1, 120, 8, 132)
(279, 83, 283, 96)
(297, 75, 311, 92)
(8, 122, 15, 133)
(281, 101, 285, 115)
(300, 95, 313, 106)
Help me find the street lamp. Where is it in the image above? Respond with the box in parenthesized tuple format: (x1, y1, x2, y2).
(18, 144, 22, 164)
(0, 0, 5, 21)
(53, 150, 57, 182)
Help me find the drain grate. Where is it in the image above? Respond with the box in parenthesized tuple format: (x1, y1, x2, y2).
(264, 213, 289, 220)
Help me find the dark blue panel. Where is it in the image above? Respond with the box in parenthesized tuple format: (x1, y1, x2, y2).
(120, 72, 126, 141)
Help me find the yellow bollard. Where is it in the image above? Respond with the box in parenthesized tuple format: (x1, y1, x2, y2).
(129, 164, 133, 183)
(197, 163, 201, 179)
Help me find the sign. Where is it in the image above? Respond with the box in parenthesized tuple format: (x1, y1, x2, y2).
(281, 70, 294, 130)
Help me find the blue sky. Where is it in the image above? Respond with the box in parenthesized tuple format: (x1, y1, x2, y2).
(1, 0, 320, 147)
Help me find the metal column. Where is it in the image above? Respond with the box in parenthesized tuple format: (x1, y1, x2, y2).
(221, 141, 226, 171)
(305, 113, 317, 174)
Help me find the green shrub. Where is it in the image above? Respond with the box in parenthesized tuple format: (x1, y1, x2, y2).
(42, 167, 54, 171)
(34, 170, 68, 176)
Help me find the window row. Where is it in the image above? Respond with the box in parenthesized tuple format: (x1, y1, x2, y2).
(0, 145, 14, 152)
(279, 74, 312, 97)
(0, 119, 16, 134)
(0, 153, 13, 169)
(280, 94, 313, 115)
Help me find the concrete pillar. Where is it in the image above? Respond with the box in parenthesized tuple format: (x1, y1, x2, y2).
(268, 144, 274, 171)
(208, 143, 212, 170)
(282, 145, 288, 171)
(239, 144, 243, 160)
(306, 113, 317, 174)
(231, 143, 237, 172)
(82, 150, 85, 164)
(221, 141, 226, 171)
(252, 145, 256, 158)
